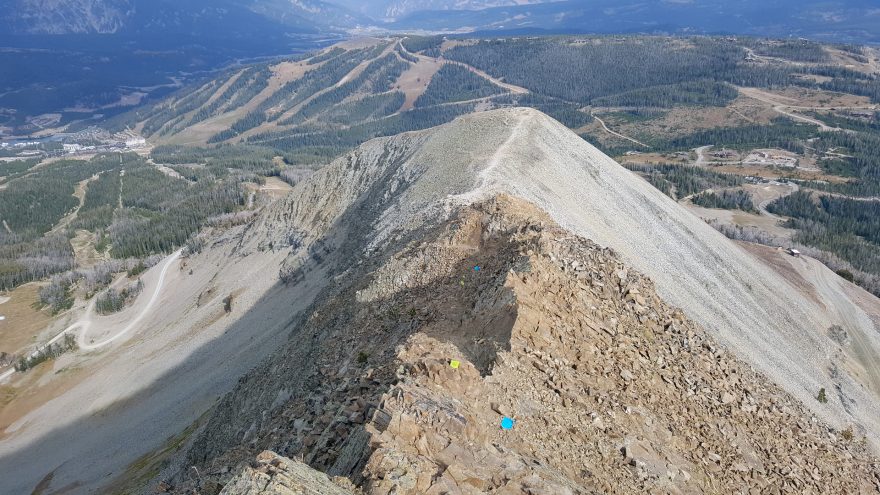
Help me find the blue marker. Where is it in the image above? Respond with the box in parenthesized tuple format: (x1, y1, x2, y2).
(500, 417, 514, 430)
(474, 265, 481, 272)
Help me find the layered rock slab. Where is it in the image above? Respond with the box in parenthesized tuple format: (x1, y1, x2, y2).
(219, 451, 355, 495)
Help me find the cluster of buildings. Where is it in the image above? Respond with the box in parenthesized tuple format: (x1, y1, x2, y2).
(58, 137, 147, 156)
(0, 141, 41, 149)
(709, 149, 738, 160)
(743, 150, 798, 168)
(1, 130, 147, 158)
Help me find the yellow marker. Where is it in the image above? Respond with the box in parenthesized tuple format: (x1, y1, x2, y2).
(450, 360, 460, 369)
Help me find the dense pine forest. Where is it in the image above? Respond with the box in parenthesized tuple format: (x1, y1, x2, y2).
(414, 65, 504, 107)
(768, 192, 880, 279)
(623, 164, 746, 200)
(0, 153, 245, 291)
(444, 38, 780, 106)
(443, 37, 880, 106)
(692, 190, 757, 212)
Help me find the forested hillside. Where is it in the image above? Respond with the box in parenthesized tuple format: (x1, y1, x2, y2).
(443, 37, 880, 107)
(0, 153, 248, 291)
(113, 40, 516, 164)
(5, 34, 880, 303)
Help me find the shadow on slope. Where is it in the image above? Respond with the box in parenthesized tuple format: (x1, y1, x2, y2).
(181, 199, 530, 487)
(0, 132, 510, 494)
(0, 260, 321, 493)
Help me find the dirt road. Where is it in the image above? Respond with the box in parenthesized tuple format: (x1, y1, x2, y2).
(693, 145, 712, 166)
(442, 59, 529, 94)
(591, 112, 649, 148)
(50, 175, 97, 234)
(398, 40, 529, 96)
(738, 87, 842, 131)
(0, 250, 182, 383)
(757, 181, 799, 216)
(77, 249, 182, 350)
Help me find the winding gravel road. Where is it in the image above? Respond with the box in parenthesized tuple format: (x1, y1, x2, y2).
(77, 249, 182, 350)
(737, 87, 841, 132)
(591, 112, 649, 148)
(757, 181, 799, 218)
(0, 249, 181, 383)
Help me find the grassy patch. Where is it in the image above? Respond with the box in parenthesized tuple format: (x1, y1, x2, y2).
(112, 415, 205, 494)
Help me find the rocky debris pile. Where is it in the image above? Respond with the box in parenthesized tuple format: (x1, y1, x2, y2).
(219, 451, 356, 495)
(175, 195, 880, 494)
(0, 351, 16, 368)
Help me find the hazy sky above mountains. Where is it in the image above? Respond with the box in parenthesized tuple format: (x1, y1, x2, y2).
(1, 0, 878, 43)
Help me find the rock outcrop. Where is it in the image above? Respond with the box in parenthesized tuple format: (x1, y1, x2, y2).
(172, 196, 880, 494)
(218, 451, 355, 495)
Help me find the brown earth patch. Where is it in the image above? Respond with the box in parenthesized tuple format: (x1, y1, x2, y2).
(394, 58, 443, 111)
(0, 284, 52, 357)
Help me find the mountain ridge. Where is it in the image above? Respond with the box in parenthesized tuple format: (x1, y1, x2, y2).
(237, 108, 880, 438)
(316, 108, 880, 442)
(194, 193, 880, 493)
(2, 108, 880, 493)
(193, 106, 880, 461)
(4, 0, 879, 43)
(169, 106, 880, 490)
(0, 0, 366, 36)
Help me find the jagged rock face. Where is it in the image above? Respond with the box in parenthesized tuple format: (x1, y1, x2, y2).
(177, 196, 880, 494)
(218, 451, 355, 495)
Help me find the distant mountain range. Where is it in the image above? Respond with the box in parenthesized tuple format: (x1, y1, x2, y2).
(332, 0, 547, 21)
(1, 0, 876, 136)
(2, 0, 879, 43)
(0, 0, 368, 36)
(3, 0, 133, 34)
(386, 0, 880, 44)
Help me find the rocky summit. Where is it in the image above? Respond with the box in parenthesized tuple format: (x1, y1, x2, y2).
(241, 107, 880, 449)
(171, 195, 880, 494)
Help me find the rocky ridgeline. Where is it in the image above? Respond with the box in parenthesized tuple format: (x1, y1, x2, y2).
(171, 196, 880, 494)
